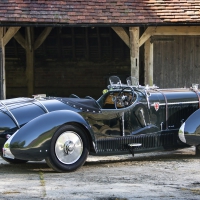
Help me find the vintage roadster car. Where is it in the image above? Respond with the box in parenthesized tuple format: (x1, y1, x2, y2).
(0, 76, 200, 172)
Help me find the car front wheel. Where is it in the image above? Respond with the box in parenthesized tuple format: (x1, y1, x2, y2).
(45, 124, 89, 172)
(196, 145, 200, 156)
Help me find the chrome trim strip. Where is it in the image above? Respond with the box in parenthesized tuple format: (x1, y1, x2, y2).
(33, 99, 49, 113)
(190, 88, 200, 108)
(3, 130, 18, 159)
(122, 112, 125, 136)
(0, 101, 20, 128)
(154, 88, 189, 91)
(1, 97, 33, 105)
(178, 122, 186, 143)
(151, 101, 199, 106)
(144, 90, 150, 109)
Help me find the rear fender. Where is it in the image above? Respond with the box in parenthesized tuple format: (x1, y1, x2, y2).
(8, 110, 93, 160)
(179, 109, 200, 146)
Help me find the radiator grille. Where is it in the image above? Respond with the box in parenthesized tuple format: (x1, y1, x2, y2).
(155, 104, 198, 129)
(167, 104, 197, 128)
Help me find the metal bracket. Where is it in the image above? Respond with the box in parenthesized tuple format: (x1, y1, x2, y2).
(128, 143, 142, 157)
(0, 101, 20, 128)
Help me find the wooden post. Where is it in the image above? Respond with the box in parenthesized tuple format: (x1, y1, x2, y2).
(0, 27, 5, 99)
(26, 50, 34, 97)
(144, 38, 154, 85)
(14, 27, 52, 97)
(25, 27, 34, 97)
(129, 27, 139, 80)
(0, 27, 21, 99)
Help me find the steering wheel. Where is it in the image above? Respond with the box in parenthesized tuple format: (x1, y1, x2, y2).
(115, 87, 135, 109)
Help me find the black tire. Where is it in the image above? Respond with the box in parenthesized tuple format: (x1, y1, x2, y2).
(196, 145, 200, 156)
(0, 154, 28, 164)
(45, 125, 89, 172)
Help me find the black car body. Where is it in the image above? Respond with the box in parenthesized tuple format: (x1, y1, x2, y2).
(1, 76, 200, 172)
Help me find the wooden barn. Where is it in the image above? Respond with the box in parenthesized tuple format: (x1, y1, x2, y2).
(1, 0, 200, 99)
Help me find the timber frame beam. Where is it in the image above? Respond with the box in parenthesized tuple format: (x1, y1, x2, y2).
(0, 27, 21, 99)
(113, 26, 200, 85)
(113, 26, 200, 49)
(111, 27, 130, 48)
(14, 27, 52, 97)
(2, 27, 21, 46)
(34, 27, 53, 50)
(14, 27, 53, 50)
(139, 26, 200, 85)
(139, 26, 200, 47)
(112, 27, 139, 79)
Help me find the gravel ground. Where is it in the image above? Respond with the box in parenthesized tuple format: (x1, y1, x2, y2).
(0, 147, 200, 200)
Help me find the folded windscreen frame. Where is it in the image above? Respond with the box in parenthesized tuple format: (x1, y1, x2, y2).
(109, 76, 122, 87)
(126, 76, 139, 87)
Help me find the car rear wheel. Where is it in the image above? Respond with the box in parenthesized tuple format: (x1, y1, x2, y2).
(45, 124, 89, 172)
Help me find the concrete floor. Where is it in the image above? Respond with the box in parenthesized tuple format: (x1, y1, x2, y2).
(0, 147, 200, 200)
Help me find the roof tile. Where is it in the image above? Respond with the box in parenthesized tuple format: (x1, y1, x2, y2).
(0, 0, 200, 25)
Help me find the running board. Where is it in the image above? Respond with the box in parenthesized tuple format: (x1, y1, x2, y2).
(95, 131, 179, 155)
(128, 143, 142, 147)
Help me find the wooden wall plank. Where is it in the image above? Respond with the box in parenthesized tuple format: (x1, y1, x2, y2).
(71, 28, 75, 59)
(97, 27, 101, 60)
(153, 35, 200, 88)
(109, 28, 113, 60)
(174, 36, 178, 87)
(153, 37, 161, 87)
(179, 36, 184, 87)
(85, 28, 89, 60)
(56, 28, 62, 59)
(194, 37, 200, 85)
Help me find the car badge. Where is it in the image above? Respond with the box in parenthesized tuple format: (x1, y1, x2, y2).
(154, 102, 159, 111)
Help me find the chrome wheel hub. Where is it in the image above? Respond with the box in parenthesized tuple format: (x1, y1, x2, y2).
(55, 131, 83, 164)
(64, 140, 75, 154)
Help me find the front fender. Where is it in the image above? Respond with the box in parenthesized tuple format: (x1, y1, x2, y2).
(7, 110, 93, 160)
(179, 109, 200, 146)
